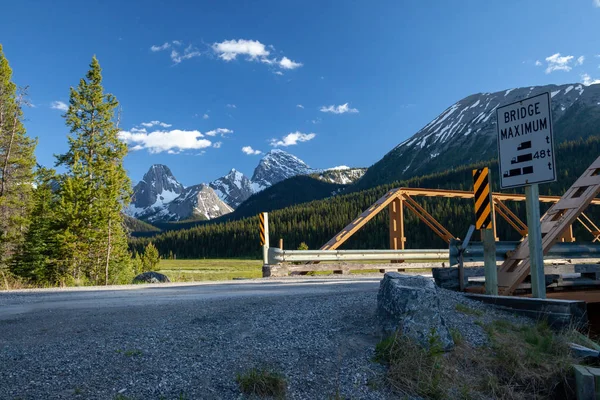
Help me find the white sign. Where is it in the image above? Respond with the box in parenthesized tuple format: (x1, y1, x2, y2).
(496, 92, 556, 189)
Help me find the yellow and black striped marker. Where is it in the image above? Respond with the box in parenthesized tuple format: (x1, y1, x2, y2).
(473, 167, 493, 230)
(259, 213, 266, 245)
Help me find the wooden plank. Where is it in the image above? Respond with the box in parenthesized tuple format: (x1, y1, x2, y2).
(498, 155, 600, 295)
(574, 365, 595, 400)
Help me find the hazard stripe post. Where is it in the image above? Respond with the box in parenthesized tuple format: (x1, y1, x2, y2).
(473, 167, 498, 295)
(259, 212, 269, 264)
(473, 168, 493, 230)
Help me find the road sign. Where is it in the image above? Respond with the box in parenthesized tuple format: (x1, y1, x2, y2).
(496, 92, 556, 189)
(472, 167, 493, 229)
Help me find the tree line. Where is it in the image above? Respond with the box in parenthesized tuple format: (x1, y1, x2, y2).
(129, 135, 600, 259)
(0, 45, 154, 288)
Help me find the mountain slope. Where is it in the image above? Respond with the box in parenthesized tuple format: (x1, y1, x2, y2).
(126, 164, 184, 219)
(167, 184, 233, 221)
(356, 83, 600, 189)
(250, 149, 311, 191)
(229, 175, 346, 219)
(312, 167, 366, 184)
(209, 169, 254, 208)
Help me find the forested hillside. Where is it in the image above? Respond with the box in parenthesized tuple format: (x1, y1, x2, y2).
(130, 135, 600, 259)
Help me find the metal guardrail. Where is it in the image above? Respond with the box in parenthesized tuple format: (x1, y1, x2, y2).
(267, 247, 448, 264)
(449, 240, 600, 266)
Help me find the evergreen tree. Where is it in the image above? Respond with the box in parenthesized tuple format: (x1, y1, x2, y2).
(11, 167, 60, 284)
(0, 44, 37, 285)
(141, 242, 160, 272)
(55, 56, 132, 285)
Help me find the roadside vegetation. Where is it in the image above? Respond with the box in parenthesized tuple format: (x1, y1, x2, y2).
(375, 320, 581, 399)
(236, 367, 287, 398)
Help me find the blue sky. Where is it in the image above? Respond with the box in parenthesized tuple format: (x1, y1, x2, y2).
(1, 0, 600, 186)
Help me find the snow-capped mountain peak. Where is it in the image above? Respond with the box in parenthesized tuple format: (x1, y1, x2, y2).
(209, 168, 254, 208)
(250, 149, 311, 191)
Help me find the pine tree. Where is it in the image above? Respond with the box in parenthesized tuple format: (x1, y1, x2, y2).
(0, 44, 37, 285)
(55, 56, 132, 285)
(141, 242, 160, 272)
(11, 167, 60, 284)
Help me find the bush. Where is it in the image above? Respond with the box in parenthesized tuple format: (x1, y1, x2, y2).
(297, 242, 309, 250)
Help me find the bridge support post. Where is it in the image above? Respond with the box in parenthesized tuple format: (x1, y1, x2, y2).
(526, 184, 546, 299)
(260, 212, 270, 265)
(389, 197, 405, 265)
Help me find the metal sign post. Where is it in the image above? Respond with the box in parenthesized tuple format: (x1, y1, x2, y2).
(496, 92, 555, 298)
(473, 168, 497, 295)
(525, 184, 545, 298)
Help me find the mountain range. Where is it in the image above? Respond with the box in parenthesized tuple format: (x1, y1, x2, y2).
(356, 83, 600, 189)
(126, 82, 600, 226)
(125, 149, 366, 222)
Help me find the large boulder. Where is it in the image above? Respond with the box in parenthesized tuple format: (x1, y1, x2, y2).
(132, 271, 170, 284)
(377, 272, 454, 351)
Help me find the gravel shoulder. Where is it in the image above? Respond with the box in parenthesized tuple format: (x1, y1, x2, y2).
(0, 277, 391, 400)
(0, 275, 532, 399)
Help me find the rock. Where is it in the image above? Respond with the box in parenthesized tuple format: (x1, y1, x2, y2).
(132, 272, 170, 284)
(377, 272, 454, 351)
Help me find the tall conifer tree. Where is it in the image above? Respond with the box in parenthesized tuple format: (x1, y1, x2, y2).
(0, 44, 37, 285)
(55, 56, 132, 285)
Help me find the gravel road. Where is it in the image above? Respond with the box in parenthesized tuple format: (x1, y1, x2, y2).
(0, 277, 394, 400)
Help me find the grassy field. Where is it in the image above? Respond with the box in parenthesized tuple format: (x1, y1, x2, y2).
(157, 259, 263, 281)
(156, 259, 439, 282)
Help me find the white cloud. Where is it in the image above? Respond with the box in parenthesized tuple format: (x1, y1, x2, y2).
(213, 141, 222, 148)
(595, 0, 600, 7)
(582, 73, 600, 86)
(535, 60, 542, 66)
(576, 55, 585, 66)
(296, 104, 304, 109)
(150, 42, 171, 52)
(140, 120, 172, 128)
(545, 53, 574, 73)
(119, 128, 212, 154)
(226, 104, 236, 109)
(242, 146, 262, 155)
(270, 131, 316, 147)
(203, 113, 209, 119)
(212, 39, 270, 61)
(211, 39, 302, 72)
(171, 45, 201, 64)
(205, 128, 233, 137)
(279, 56, 302, 70)
(151, 41, 201, 63)
(320, 103, 359, 114)
(50, 101, 68, 112)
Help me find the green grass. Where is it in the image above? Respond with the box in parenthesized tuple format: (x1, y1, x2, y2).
(454, 303, 484, 317)
(376, 321, 576, 399)
(157, 259, 263, 281)
(236, 367, 287, 398)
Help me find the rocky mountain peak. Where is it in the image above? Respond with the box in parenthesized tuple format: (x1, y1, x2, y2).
(128, 164, 185, 215)
(251, 149, 311, 191)
(209, 169, 254, 209)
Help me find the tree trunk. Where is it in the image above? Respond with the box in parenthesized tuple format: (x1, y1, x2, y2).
(105, 218, 111, 285)
(0, 106, 19, 197)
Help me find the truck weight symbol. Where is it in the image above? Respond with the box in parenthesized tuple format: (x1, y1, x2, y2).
(516, 141, 532, 151)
